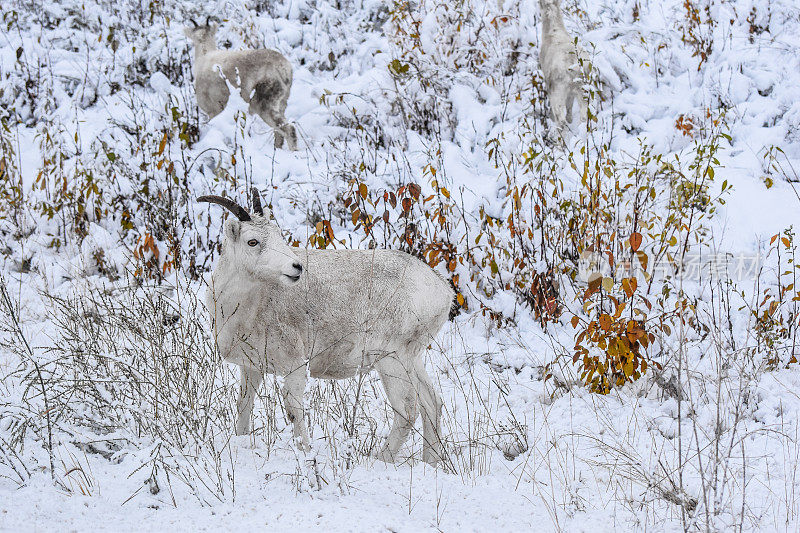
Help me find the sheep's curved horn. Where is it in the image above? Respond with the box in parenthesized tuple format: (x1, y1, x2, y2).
(250, 187, 264, 217)
(197, 195, 251, 221)
(189, 18, 198, 28)
(206, 15, 211, 26)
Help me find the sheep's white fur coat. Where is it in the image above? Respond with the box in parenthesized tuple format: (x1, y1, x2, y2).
(185, 24, 297, 150)
(207, 215, 453, 465)
(539, 0, 587, 133)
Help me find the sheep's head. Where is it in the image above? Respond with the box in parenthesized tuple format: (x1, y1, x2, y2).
(199, 189, 303, 285)
(184, 18, 218, 48)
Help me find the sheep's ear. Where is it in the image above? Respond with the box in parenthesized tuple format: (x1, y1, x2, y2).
(210, 24, 218, 33)
(183, 27, 192, 37)
(225, 218, 241, 241)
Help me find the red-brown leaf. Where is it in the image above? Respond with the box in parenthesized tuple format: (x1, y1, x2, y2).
(629, 232, 643, 251)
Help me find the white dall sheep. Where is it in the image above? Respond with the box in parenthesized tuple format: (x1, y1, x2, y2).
(184, 19, 297, 150)
(199, 189, 453, 465)
(539, 0, 587, 133)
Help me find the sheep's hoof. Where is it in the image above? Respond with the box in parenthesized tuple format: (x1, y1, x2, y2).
(304, 456, 321, 491)
(291, 437, 312, 455)
(422, 450, 438, 464)
(372, 446, 400, 464)
(422, 449, 443, 467)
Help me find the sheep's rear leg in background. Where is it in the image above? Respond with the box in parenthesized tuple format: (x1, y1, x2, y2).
(252, 80, 297, 151)
(264, 104, 297, 152)
(282, 368, 311, 451)
(236, 366, 264, 435)
(269, 83, 297, 151)
(374, 355, 419, 464)
(547, 84, 569, 131)
(279, 122, 298, 152)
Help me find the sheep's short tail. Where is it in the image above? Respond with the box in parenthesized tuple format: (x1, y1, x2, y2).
(448, 279, 461, 321)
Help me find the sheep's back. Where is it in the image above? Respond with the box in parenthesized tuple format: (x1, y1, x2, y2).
(279, 249, 452, 353)
(197, 49, 293, 92)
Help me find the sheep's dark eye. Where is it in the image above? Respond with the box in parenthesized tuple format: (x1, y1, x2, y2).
(247, 239, 259, 247)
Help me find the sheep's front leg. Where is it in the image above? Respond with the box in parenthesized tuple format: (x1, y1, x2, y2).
(284, 367, 321, 490)
(282, 368, 310, 451)
(236, 366, 264, 436)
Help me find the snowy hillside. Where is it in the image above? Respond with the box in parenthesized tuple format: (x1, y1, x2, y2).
(1, 0, 799, 530)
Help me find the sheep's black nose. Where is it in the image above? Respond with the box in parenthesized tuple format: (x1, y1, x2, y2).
(293, 262, 303, 273)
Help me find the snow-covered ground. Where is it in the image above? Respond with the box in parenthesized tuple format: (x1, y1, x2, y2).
(1, 0, 800, 530)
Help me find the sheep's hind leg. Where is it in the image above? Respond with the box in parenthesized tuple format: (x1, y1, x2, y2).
(374, 356, 419, 464)
(280, 122, 298, 151)
(272, 84, 297, 151)
(263, 105, 296, 151)
(271, 121, 286, 150)
(236, 366, 264, 436)
(253, 107, 284, 149)
(251, 81, 283, 149)
(547, 83, 570, 138)
(412, 357, 445, 466)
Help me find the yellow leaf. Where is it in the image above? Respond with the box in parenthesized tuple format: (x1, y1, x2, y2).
(602, 277, 614, 292)
(636, 251, 649, 271)
(623, 359, 634, 377)
(622, 278, 632, 298)
(607, 339, 617, 357)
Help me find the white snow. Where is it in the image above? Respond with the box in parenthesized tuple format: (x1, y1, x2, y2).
(2, 0, 800, 530)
